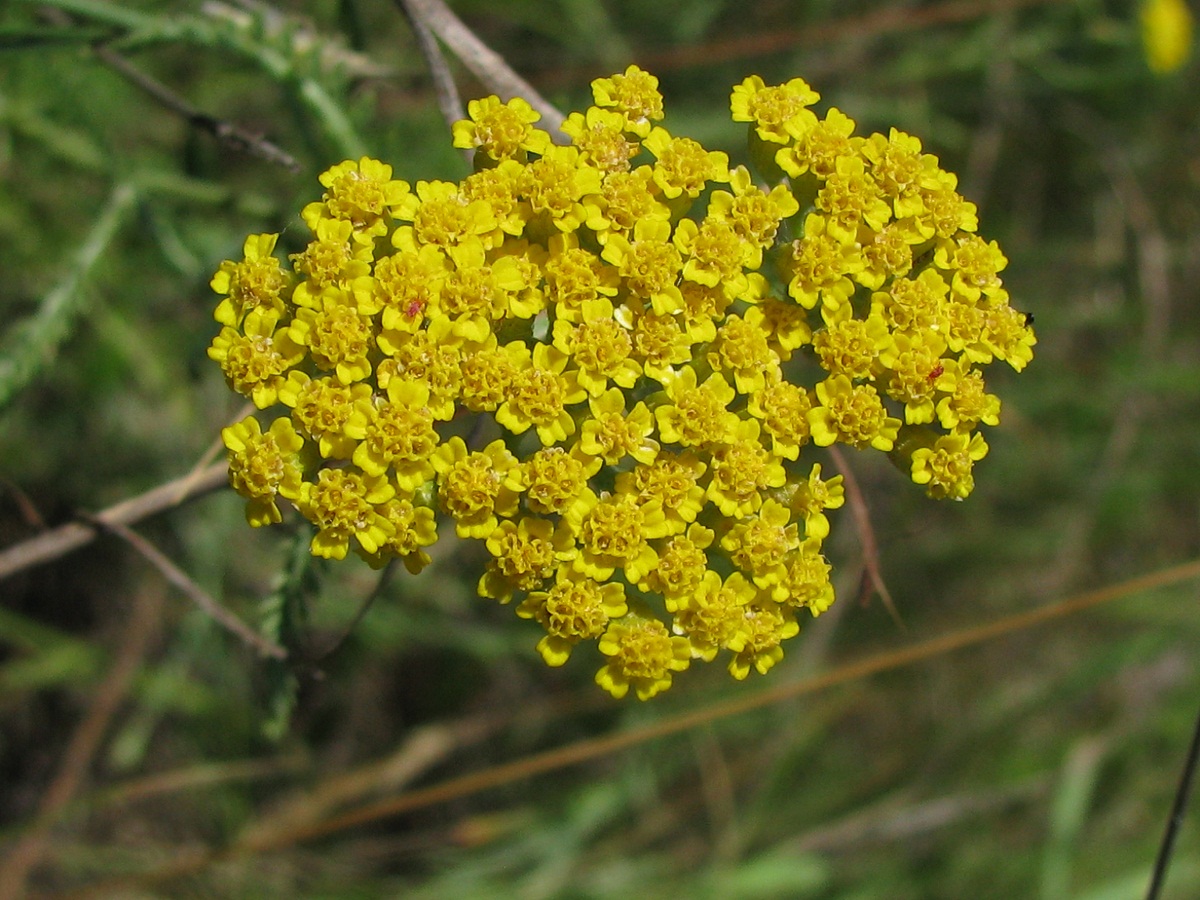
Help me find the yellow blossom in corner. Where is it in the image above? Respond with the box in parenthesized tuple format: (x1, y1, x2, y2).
(1142, 0, 1194, 74)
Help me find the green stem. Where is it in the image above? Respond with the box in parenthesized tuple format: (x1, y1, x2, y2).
(23, 1, 367, 163)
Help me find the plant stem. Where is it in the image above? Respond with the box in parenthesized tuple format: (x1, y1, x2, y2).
(1145, 700, 1200, 900)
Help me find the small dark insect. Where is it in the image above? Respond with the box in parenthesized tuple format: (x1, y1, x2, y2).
(1018, 310, 1034, 326)
(927, 364, 945, 382)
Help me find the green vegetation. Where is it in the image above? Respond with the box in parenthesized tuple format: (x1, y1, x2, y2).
(1, 1, 1197, 897)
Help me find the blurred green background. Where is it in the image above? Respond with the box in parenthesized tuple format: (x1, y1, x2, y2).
(2, 0, 1199, 896)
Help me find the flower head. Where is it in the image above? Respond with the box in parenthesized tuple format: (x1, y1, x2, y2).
(590, 65, 664, 136)
(596, 614, 690, 700)
(211, 69, 1032, 698)
(452, 95, 550, 161)
(730, 75, 820, 144)
(1142, 0, 1194, 74)
(222, 416, 305, 526)
(519, 567, 628, 666)
(303, 157, 411, 241)
(211, 234, 291, 328)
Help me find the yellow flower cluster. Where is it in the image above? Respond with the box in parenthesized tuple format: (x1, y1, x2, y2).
(210, 67, 1034, 699)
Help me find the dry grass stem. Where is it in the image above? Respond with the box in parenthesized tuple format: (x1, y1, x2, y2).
(394, 0, 466, 149)
(398, 0, 565, 131)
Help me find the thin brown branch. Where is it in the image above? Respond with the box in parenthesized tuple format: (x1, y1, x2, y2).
(826, 445, 904, 630)
(93, 754, 309, 809)
(87, 517, 286, 660)
(101, 49, 301, 172)
(394, 0, 467, 148)
(399, 0, 565, 132)
(69, 556, 1200, 895)
(189, 402, 253, 482)
(0, 462, 230, 584)
(36, 7, 299, 172)
(0, 478, 48, 531)
(249, 558, 1200, 838)
(0, 584, 166, 900)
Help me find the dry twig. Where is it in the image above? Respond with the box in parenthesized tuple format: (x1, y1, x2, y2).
(37, 7, 300, 172)
(0, 463, 230, 583)
(86, 516, 286, 660)
(394, 0, 466, 146)
(627, 0, 1066, 75)
(827, 445, 904, 629)
(397, 0, 565, 131)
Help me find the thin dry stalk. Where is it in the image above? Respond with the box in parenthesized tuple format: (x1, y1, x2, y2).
(93, 755, 309, 809)
(1145, 699, 1200, 899)
(87, 517, 286, 660)
(394, 0, 466, 144)
(227, 558, 1200, 841)
(397, 0, 565, 131)
(237, 717, 490, 850)
(826, 445, 903, 629)
(629, 0, 1066, 74)
(307, 560, 398, 663)
(0, 478, 48, 531)
(787, 774, 1049, 853)
(0, 463, 230, 583)
(38, 7, 299, 172)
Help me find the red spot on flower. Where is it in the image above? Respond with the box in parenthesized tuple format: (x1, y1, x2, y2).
(406, 300, 424, 319)
(927, 364, 944, 382)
